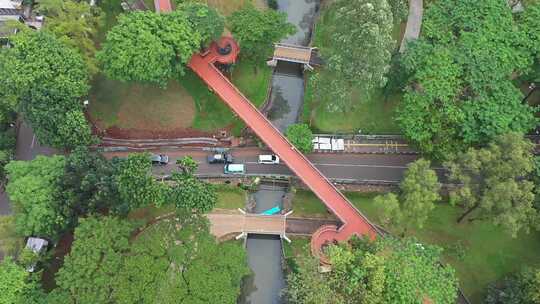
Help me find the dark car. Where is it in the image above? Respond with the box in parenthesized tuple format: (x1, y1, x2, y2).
(150, 154, 169, 165)
(207, 153, 233, 164)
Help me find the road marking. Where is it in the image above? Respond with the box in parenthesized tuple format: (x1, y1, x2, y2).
(244, 161, 445, 171)
(31, 135, 35, 149)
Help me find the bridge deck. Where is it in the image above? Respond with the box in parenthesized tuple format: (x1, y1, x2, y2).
(189, 38, 379, 257)
(207, 213, 285, 238)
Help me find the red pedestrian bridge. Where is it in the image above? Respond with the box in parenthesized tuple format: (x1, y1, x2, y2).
(188, 37, 380, 262)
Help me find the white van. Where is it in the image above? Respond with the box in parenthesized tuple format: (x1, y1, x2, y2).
(258, 154, 280, 164)
(224, 164, 245, 174)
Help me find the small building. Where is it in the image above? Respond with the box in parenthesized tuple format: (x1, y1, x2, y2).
(25, 237, 49, 272)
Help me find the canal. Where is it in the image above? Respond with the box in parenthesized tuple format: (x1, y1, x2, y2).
(239, 0, 320, 303)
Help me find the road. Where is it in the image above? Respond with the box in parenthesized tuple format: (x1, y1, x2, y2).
(105, 148, 423, 183)
(0, 122, 57, 215)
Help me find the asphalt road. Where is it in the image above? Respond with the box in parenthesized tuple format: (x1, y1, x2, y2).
(106, 148, 424, 183)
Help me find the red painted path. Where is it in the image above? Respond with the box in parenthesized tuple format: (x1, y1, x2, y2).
(188, 38, 379, 260)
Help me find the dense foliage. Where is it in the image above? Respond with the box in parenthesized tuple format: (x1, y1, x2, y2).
(309, 0, 396, 111)
(286, 237, 458, 303)
(397, 0, 537, 158)
(37, 0, 102, 74)
(445, 133, 539, 237)
(486, 267, 540, 304)
(5, 156, 66, 238)
(0, 258, 40, 304)
(376, 158, 441, 231)
(178, 2, 224, 45)
(98, 5, 224, 86)
(1, 31, 92, 148)
(167, 157, 217, 213)
(286, 123, 313, 154)
(50, 214, 249, 304)
(228, 5, 295, 63)
(114, 153, 167, 213)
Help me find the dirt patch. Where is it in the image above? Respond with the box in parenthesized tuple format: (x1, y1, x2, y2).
(204, 0, 266, 15)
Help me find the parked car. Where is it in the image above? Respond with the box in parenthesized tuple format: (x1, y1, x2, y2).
(224, 164, 245, 174)
(150, 154, 169, 165)
(258, 154, 280, 164)
(208, 152, 233, 164)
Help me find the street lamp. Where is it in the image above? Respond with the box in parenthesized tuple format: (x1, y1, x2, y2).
(523, 82, 537, 103)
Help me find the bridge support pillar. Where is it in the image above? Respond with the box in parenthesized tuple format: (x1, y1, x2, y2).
(281, 234, 291, 243)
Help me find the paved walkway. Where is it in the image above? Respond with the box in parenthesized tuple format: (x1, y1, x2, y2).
(207, 212, 286, 238)
(188, 37, 379, 260)
(400, 0, 423, 52)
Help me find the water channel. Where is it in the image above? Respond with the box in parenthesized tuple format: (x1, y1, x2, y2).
(239, 1, 320, 303)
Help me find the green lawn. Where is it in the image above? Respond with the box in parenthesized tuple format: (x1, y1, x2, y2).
(89, 76, 196, 131)
(214, 184, 247, 210)
(292, 190, 540, 302)
(283, 236, 311, 272)
(291, 189, 334, 218)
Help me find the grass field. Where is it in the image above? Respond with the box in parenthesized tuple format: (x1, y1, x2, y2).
(214, 184, 247, 209)
(283, 236, 311, 272)
(291, 190, 540, 302)
(89, 76, 196, 131)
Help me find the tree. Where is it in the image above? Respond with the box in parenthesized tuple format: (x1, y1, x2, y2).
(2, 30, 92, 148)
(51, 214, 249, 304)
(286, 237, 458, 304)
(58, 147, 119, 217)
(309, 0, 395, 111)
(113, 153, 166, 213)
(167, 156, 216, 213)
(98, 10, 207, 86)
(0, 258, 38, 304)
(397, 0, 536, 158)
(375, 158, 440, 232)
(51, 216, 134, 304)
(486, 267, 540, 304)
(167, 173, 217, 213)
(178, 2, 224, 45)
(36, 0, 102, 74)
(5, 156, 66, 238)
(228, 5, 295, 63)
(388, 0, 408, 22)
(286, 123, 313, 154)
(444, 133, 538, 237)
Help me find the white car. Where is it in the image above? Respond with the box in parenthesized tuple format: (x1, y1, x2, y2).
(258, 154, 280, 164)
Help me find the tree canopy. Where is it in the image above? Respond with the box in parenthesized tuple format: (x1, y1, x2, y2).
(286, 237, 458, 304)
(36, 0, 102, 75)
(98, 5, 224, 86)
(113, 153, 167, 213)
(286, 123, 313, 154)
(5, 156, 67, 239)
(376, 158, 441, 231)
(228, 5, 295, 62)
(167, 157, 217, 213)
(50, 214, 249, 304)
(1, 30, 92, 148)
(397, 0, 537, 158)
(308, 0, 396, 111)
(444, 133, 539, 237)
(0, 257, 41, 304)
(486, 267, 540, 304)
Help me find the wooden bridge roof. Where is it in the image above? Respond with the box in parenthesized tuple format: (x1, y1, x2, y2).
(273, 43, 314, 64)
